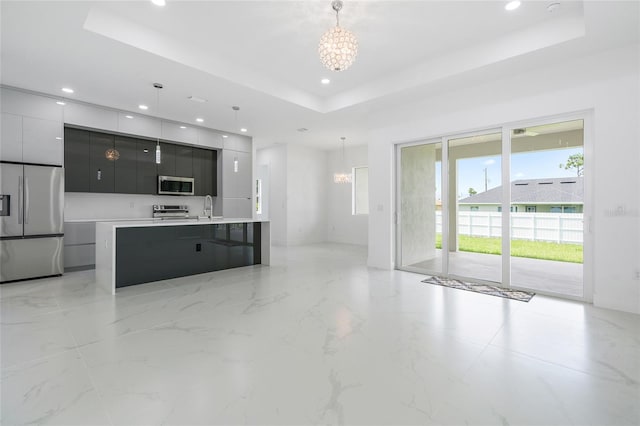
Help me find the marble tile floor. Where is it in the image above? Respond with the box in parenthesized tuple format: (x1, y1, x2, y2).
(1, 243, 638, 425)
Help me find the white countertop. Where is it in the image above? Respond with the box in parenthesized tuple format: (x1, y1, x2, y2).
(95, 218, 266, 228)
(65, 218, 154, 223)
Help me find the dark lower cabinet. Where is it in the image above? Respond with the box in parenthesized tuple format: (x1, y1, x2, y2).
(89, 132, 115, 193)
(115, 223, 261, 288)
(64, 128, 91, 192)
(136, 139, 158, 194)
(114, 136, 138, 194)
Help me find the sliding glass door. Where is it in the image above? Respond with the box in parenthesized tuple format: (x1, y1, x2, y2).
(509, 119, 584, 297)
(396, 116, 587, 299)
(447, 131, 502, 284)
(397, 141, 442, 275)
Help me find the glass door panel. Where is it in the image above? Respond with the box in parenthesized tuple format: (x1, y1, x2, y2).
(448, 132, 502, 283)
(510, 120, 584, 297)
(398, 142, 443, 274)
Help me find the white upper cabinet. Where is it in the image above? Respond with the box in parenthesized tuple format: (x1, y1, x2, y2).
(22, 117, 63, 165)
(1, 88, 62, 121)
(64, 103, 118, 132)
(118, 113, 160, 139)
(197, 128, 224, 149)
(0, 113, 23, 162)
(223, 134, 252, 153)
(161, 121, 198, 144)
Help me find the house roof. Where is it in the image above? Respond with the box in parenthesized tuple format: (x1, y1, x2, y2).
(459, 177, 583, 205)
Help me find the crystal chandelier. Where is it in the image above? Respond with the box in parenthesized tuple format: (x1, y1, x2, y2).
(334, 137, 352, 183)
(319, 0, 358, 72)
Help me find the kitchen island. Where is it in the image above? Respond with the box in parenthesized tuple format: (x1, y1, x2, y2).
(96, 219, 269, 294)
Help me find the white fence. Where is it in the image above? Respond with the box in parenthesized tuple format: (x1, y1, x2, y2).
(435, 212, 583, 244)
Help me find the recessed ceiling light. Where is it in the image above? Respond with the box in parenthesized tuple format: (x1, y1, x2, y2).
(222, 135, 228, 138)
(505, 0, 521, 11)
(56, 101, 65, 106)
(196, 118, 204, 123)
(138, 105, 148, 110)
(321, 78, 331, 85)
(61, 87, 74, 94)
(151, 0, 166, 6)
(125, 115, 134, 119)
(180, 126, 187, 129)
(143, 149, 149, 153)
(55, 137, 62, 140)
(240, 128, 248, 133)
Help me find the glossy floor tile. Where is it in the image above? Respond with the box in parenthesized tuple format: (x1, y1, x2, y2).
(1, 243, 639, 425)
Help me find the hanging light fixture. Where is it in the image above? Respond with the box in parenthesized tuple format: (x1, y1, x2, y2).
(105, 148, 120, 161)
(319, 0, 358, 72)
(154, 83, 163, 164)
(334, 137, 352, 183)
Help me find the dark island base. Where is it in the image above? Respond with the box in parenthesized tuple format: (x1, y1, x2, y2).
(115, 222, 261, 288)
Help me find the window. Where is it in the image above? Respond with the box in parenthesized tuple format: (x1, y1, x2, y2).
(550, 206, 562, 213)
(526, 206, 536, 212)
(498, 206, 518, 212)
(352, 166, 369, 215)
(470, 206, 479, 211)
(563, 206, 577, 213)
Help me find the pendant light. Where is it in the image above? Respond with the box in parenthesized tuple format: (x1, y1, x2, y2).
(154, 83, 163, 164)
(319, 0, 358, 72)
(333, 136, 352, 183)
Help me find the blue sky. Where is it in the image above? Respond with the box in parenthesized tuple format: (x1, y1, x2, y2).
(434, 147, 583, 200)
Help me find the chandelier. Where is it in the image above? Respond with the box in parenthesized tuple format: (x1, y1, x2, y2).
(319, 0, 358, 72)
(333, 137, 352, 184)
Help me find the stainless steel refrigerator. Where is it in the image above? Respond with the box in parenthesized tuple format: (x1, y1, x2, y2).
(0, 162, 64, 283)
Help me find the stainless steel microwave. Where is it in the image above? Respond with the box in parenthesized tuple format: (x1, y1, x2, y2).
(158, 175, 194, 196)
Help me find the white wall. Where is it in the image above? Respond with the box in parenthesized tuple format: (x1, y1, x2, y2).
(367, 44, 640, 314)
(286, 144, 328, 245)
(327, 144, 369, 246)
(65, 193, 213, 220)
(256, 145, 287, 246)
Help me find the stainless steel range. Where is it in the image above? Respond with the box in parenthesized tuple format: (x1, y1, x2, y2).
(152, 205, 190, 219)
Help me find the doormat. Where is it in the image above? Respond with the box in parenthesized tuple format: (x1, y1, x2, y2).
(421, 276, 535, 302)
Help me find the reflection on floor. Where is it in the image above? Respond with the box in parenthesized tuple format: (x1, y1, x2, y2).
(409, 249, 583, 297)
(2, 244, 637, 425)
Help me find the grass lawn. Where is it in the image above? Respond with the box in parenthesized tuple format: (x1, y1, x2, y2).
(435, 234, 583, 263)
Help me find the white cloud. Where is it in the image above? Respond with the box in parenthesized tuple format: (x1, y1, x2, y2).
(515, 172, 525, 177)
(483, 159, 496, 166)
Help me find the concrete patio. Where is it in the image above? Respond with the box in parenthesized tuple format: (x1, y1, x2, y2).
(409, 250, 583, 298)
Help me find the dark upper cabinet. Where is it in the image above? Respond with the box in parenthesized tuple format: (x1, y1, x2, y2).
(193, 148, 217, 196)
(114, 136, 138, 194)
(89, 132, 115, 193)
(175, 145, 193, 177)
(157, 142, 175, 177)
(64, 127, 91, 192)
(136, 139, 158, 195)
(64, 128, 217, 196)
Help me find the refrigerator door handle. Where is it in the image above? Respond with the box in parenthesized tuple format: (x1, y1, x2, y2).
(18, 176, 23, 225)
(24, 177, 30, 224)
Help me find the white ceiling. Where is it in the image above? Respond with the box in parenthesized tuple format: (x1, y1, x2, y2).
(1, 1, 638, 150)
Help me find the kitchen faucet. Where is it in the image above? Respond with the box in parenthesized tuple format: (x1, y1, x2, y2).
(203, 195, 213, 218)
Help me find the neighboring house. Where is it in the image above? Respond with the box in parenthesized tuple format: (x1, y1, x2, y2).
(459, 177, 583, 213)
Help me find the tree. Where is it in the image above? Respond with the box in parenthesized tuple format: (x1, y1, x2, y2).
(468, 187, 477, 196)
(559, 153, 584, 176)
